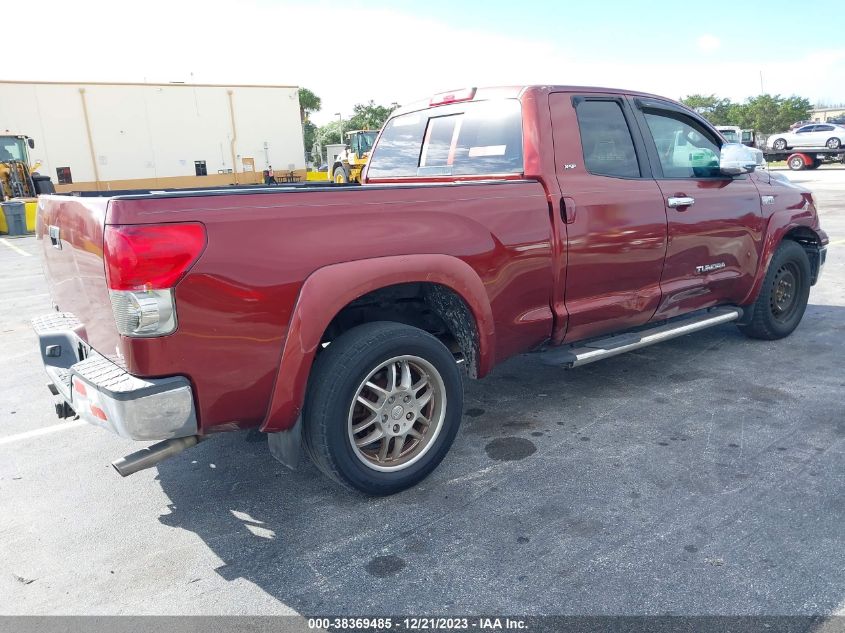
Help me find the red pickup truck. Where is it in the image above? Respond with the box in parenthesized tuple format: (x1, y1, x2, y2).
(33, 85, 827, 495)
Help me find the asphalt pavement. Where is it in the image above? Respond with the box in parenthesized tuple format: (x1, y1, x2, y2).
(1, 168, 844, 616)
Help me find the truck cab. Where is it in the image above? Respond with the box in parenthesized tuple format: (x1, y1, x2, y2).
(716, 125, 756, 147)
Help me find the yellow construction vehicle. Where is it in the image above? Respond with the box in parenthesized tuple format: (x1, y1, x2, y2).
(0, 133, 53, 234)
(332, 129, 379, 184)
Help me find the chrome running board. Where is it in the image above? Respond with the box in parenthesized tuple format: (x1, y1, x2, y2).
(541, 307, 742, 368)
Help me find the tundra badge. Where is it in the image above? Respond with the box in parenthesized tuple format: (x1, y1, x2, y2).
(696, 262, 726, 274)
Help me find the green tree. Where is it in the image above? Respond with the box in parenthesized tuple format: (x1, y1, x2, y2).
(316, 120, 343, 147)
(302, 120, 318, 160)
(733, 95, 812, 134)
(681, 93, 812, 134)
(348, 100, 400, 130)
(680, 94, 733, 125)
(298, 87, 322, 123)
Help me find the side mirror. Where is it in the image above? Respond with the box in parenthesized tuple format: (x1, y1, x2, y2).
(720, 143, 762, 176)
(27, 138, 35, 150)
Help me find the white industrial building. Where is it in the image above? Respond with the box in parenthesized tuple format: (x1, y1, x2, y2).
(0, 80, 306, 191)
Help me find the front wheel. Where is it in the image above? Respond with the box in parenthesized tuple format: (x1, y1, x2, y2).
(303, 321, 463, 495)
(333, 166, 349, 183)
(772, 138, 788, 151)
(738, 240, 811, 340)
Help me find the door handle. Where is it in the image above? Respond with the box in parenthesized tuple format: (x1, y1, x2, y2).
(667, 196, 695, 209)
(560, 197, 576, 224)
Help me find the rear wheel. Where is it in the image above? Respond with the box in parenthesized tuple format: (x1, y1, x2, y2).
(788, 155, 806, 171)
(826, 137, 842, 150)
(772, 138, 788, 151)
(738, 240, 811, 340)
(303, 321, 463, 495)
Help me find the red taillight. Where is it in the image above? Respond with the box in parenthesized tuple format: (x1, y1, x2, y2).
(104, 223, 206, 291)
(430, 87, 476, 106)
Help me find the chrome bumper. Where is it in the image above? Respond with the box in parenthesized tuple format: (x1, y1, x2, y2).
(31, 312, 198, 441)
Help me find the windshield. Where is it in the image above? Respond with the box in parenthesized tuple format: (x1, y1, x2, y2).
(367, 99, 523, 179)
(0, 137, 26, 162)
(720, 130, 739, 143)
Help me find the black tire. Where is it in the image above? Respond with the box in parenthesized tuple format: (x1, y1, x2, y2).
(333, 166, 348, 183)
(808, 159, 821, 170)
(826, 137, 841, 150)
(738, 240, 811, 340)
(772, 138, 788, 151)
(303, 321, 463, 495)
(788, 155, 806, 171)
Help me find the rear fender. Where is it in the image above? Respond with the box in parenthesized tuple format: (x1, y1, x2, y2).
(260, 254, 495, 433)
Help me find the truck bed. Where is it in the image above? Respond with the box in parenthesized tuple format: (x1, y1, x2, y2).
(37, 179, 554, 433)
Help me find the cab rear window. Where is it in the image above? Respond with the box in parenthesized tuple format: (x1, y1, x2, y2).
(367, 99, 523, 179)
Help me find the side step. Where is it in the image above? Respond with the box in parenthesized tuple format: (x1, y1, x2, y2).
(540, 307, 742, 368)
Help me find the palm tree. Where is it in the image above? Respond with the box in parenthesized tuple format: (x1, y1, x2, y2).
(298, 87, 322, 123)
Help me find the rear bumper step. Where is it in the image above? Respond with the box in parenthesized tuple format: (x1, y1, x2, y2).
(541, 307, 743, 368)
(32, 312, 199, 441)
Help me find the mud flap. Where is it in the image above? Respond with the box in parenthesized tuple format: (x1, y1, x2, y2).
(267, 415, 303, 470)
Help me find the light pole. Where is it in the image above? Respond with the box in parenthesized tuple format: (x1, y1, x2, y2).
(335, 112, 343, 144)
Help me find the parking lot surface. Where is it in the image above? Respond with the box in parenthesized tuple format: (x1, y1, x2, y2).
(1, 168, 844, 616)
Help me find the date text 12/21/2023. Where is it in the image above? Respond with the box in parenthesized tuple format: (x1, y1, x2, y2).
(307, 617, 528, 630)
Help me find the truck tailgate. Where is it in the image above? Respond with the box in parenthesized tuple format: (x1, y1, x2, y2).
(37, 195, 121, 360)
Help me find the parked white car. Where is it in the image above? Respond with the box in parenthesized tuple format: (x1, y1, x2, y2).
(767, 124, 845, 151)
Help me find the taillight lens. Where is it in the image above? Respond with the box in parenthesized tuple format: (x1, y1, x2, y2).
(104, 223, 206, 291)
(104, 223, 205, 337)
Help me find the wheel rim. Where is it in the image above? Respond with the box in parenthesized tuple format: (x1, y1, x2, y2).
(347, 355, 447, 472)
(774, 140, 786, 150)
(828, 139, 840, 149)
(770, 262, 800, 322)
(789, 157, 804, 170)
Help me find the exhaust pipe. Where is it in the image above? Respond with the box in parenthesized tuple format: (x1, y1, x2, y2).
(112, 435, 205, 477)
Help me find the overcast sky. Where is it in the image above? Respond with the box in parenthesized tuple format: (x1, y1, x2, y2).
(9, 0, 845, 125)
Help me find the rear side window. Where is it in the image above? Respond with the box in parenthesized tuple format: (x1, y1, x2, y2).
(575, 100, 640, 178)
(367, 99, 523, 178)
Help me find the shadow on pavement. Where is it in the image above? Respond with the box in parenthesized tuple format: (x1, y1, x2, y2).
(155, 304, 845, 615)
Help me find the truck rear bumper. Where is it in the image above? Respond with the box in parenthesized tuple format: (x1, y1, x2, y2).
(32, 312, 198, 441)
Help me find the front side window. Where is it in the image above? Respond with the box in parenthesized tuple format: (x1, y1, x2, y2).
(575, 100, 640, 178)
(367, 99, 523, 178)
(359, 131, 378, 154)
(643, 110, 721, 178)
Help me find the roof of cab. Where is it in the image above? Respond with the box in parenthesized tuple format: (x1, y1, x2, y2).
(390, 85, 676, 118)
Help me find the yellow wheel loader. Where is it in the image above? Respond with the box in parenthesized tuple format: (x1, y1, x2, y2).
(0, 134, 54, 234)
(332, 130, 378, 184)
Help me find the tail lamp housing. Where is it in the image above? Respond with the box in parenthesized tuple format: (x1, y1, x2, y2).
(104, 223, 206, 337)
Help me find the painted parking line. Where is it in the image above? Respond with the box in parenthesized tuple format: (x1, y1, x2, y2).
(0, 420, 87, 447)
(0, 238, 33, 257)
